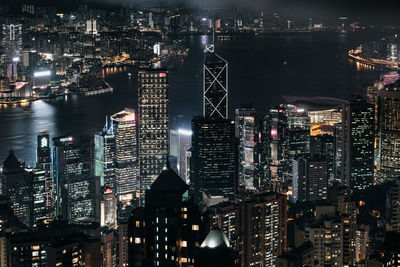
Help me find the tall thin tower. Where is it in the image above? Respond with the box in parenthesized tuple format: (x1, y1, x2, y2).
(138, 68, 169, 206)
(203, 41, 228, 119)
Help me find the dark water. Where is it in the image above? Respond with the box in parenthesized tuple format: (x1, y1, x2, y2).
(0, 32, 385, 165)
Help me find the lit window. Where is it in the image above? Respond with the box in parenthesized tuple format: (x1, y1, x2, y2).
(182, 241, 187, 247)
(135, 238, 141, 244)
(136, 221, 140, 227)
(192, 225, 199, 231)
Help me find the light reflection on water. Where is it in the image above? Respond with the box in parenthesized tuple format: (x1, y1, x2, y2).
(0, 33, 382, 164)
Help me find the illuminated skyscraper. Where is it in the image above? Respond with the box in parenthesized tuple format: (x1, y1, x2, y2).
(341, 98, 374, 190)
(1, 24, 22, 78)
(203, 44, 228, 119)
(111, 109, 138, 205)
(37, 134, 51, 171)
(190, 117, 237, 205)
(138, 68, 169, 205)
(235, 105, 257, 189)
(52, 136, 97, 222)
(101, 188, 117, 229)
(94, 118, 116, 190)
(26, 168, 54, 224)
(169, 129, 192, 184)
(378, 82, 400, 182)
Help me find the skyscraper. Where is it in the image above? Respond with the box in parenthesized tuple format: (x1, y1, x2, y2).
(27, 168, 54, 224)
(1, 24, 22, 81)
(1, 150, 32, 227)
(52, 136, 97, 222)
(37, 134, 51, 171)
(203, 44, 228, 119)
(111, 109, 138, 205)
(94, 118, 116, 190)
(138, 68, 169, 205)
(190, 117, 237, 205)
(378, 82, 400, 182)
(128, 168, 208, 266)
(235, 105, 257, 189)
(341, 97, 374, 190)
(169, 129, 192, 184)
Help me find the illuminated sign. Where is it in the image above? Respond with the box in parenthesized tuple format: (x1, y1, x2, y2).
(159, 73, 166, 78)
(271, 129, 278, 137)
(40, 136, 48, 148)
(34, 70, 51, 77)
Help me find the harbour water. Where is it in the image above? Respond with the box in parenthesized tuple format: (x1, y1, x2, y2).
(0, 32, 385, 165)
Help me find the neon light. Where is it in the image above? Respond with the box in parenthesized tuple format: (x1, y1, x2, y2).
(159, 73, 166, 78)
(34, 70, 51, 77)
(271, 129, 278, 137)
(178, 129, 192, 136)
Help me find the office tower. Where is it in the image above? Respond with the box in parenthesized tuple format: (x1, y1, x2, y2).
(308, 158, 328, 201)
(333, 123, 342, 180)
(254, 115, 272, 190)
(354, 225, 369, 264)
(203, 44, 228, 119)
(128, 168, 208, 266)
(52, 136, 97, 222)
(37, 134, 51, 171)
(138, 68, 169, 205)
(310, 134, 334, 179)
(84, 19, 101, 60)
(191, 116, 237, 205)
(266, 105, 289, 186)
(119, 218, 129, 267)
(235, 105, 256, 189)
(1, 24, 22, 81)
(27, 168, 54, 224)
(169, 129, 192, 184)
(94, 118, 116, 189)
(196, 230, 239, 267)
(292, 157, 307, 203)
(1, 150, 32, 227)
(101, 188, 117, 229)
(378, 82, 400, 182)
(292, 157, 328, 202)
(111, 109, 138, 204)
(341, 98, 374, 190)
(286, 106, 310, 158)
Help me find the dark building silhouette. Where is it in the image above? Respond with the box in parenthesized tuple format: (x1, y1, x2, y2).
(2, 150, 33, 227)
(190, 116, 238, 205)
(128, 168, 208, 267)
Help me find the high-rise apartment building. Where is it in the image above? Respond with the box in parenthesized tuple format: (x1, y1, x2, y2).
(138, 68, 169, 205)
(341, 97, 374, 190)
